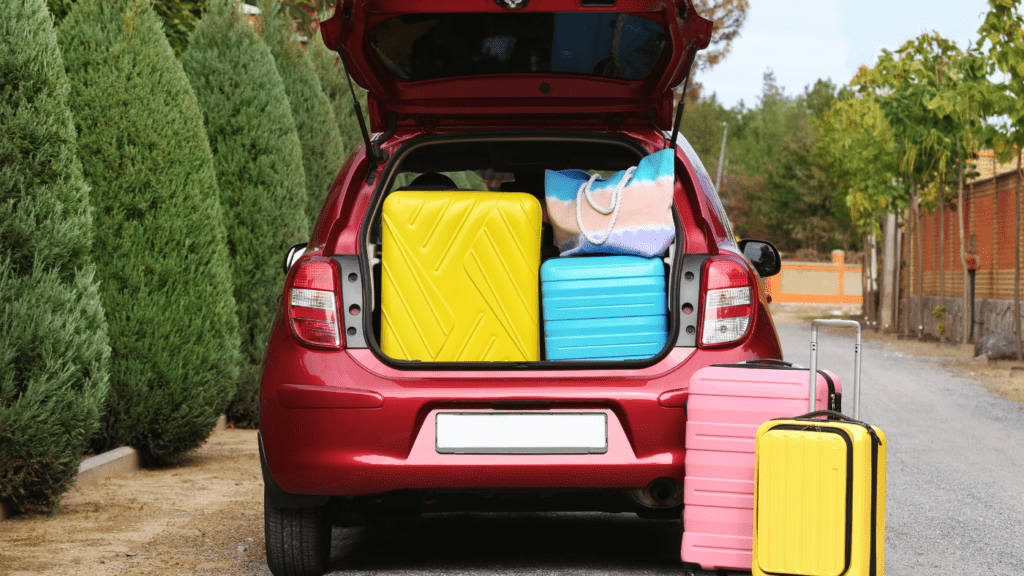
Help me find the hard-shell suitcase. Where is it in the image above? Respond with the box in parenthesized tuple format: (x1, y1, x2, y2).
(681, 360, 842, 571)
(380, 191, 542, 362)
(752, 319, 887, 576)
(540, 255, 667, 361)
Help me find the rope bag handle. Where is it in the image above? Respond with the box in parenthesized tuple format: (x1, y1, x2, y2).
(575, 166, 637, 245)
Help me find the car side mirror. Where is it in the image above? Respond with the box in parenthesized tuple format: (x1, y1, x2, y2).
(283, 242, 308, 274)
(738, 239, 781, 278)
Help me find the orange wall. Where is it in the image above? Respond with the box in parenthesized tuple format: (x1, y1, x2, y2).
(765, 261, 863, 305)
(910, 169, 1023, 300)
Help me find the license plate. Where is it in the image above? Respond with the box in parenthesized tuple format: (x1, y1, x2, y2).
(435, 412, 608, 454)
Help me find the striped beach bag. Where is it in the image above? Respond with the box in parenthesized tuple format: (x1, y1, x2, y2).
(544, 149, 675, 258)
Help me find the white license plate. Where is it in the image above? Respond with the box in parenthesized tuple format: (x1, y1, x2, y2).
(435, 412, 608, 454)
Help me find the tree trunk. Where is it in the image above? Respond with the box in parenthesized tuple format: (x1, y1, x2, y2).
(880, 213, 896, 331)
(1016, 149, 1022, 361)
(916, 185, 925, 339)
(863, 231, 870, 324)
(939, 178, 946, 343)
(870, 225, 878, 330)
(905, 202, 914, 337)
(958, 157, 970, 344)
(894, 211, 902, 333)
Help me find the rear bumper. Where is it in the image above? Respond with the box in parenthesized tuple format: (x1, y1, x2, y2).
(259, 326, 773, 496)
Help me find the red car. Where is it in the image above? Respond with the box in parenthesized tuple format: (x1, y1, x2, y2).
(259, 1, 783, 574)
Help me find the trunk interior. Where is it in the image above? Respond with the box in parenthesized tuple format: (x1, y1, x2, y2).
(359, 133, 687, 369)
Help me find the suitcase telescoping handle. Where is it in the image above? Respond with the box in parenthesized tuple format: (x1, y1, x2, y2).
(808, 319, 862, 419)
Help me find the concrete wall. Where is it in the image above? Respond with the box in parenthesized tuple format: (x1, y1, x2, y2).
(904, 295, 1024, 342)
(765, 252, 863, 306)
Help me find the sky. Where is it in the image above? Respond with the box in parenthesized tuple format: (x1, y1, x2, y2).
(697, 0, 994, 108)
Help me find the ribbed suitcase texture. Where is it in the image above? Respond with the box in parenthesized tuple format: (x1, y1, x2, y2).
(681, 363, 841, 571)
(753, 417, 886, 576)
(540, 256, 667, 361)
(381, 191, 542, 362)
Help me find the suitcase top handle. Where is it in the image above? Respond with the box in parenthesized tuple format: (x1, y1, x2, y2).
(809, 319, 863, 419)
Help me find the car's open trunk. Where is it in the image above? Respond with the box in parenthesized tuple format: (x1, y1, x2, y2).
(358, 132, 693, 370)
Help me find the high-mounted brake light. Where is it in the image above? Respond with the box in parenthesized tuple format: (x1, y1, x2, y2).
(287, 257, 343, 348)
(700, 257, 753, 346)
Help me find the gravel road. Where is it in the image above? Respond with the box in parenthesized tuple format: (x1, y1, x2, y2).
(321, 323, 1024, 575)
(776, 322, 1024, 576)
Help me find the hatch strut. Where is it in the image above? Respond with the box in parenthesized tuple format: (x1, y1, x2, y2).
(668, 43, 698, 151)
(339, 53, 396, 183)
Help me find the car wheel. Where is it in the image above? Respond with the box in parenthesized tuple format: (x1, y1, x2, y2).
(264, 495, 331, 576)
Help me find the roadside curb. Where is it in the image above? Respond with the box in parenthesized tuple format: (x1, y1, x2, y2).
(73, 414, 229, 489)
(1, 415, 230, 520)
(76, 446, 140, 488)
(74, 415, 228, 487)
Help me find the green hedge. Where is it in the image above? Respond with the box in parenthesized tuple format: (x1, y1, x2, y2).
(183, 0, 309, 427)
(0, 0, 110, 511)
(258, 0, 345, 229)
(58, 0, 240, 463)
(46, 0, 205, 56)
(308, 35, 369, 158)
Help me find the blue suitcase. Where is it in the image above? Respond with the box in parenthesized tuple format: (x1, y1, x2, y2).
(541, 255, 667, 361)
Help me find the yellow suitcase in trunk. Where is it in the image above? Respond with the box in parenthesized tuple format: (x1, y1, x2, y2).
(381, 191, 542, 362)
(752, 319, 886, 576)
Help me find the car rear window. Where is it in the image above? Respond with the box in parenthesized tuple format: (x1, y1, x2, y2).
(369, 12, 667, 82)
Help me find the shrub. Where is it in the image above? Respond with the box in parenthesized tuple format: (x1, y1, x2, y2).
(46, 0, 204, 56)
(183, 0, 309, 427)
(308, 35, 369, 157)
(57, 0, 240, 463)
(257, 0, 345, 229)
(0, 0, 110, 511)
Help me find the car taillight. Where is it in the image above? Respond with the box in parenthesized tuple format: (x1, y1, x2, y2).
(700, 257, 753, 346)
(287, 257, 343, 348)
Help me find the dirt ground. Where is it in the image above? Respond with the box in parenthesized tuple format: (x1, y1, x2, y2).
(0, 428, 267, 576)
(1, 306, 1021, 576)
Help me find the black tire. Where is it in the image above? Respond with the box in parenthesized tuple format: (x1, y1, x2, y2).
(264, 494, 331, 576)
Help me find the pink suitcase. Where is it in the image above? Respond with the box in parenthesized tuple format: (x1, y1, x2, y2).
(680, 359, 841, 572)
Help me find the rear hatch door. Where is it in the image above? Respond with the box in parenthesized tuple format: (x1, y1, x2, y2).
(320, 0, 712, 131)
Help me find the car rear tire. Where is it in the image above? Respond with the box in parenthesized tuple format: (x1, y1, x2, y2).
(264, 494, 331, 576)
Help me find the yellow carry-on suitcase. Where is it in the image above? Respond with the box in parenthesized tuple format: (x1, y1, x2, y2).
(381, 190, 542, 362)
(752, 319, 886, 576)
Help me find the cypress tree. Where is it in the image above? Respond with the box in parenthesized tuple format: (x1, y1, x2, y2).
(308, 35, 369, 157)
(0, 0, 109, 511)
(183, 0, 309, 426)
(257, 0, 345, 229)
(57, 0, 240, 463)
(46, 0, 205, 56)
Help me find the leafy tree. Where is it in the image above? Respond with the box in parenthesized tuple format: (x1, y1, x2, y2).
(58, 0, 241, 462)
(816, 94, 901, 320)
(679, 93, 734, 175)
(696, 72, 850, 254)
(816, 95, 899, 233)
(47, 0, 204, 56)
(928, 47, 1003, 342)
(766, 115, 850, 252)
(183, 0, 309, 426)
(0, 0, 110, 511)
(692, 0, 749, 72)
(308, 34, 370, 156)
(854, 33, 962, 338)
(280, 0, 333, 31)
(804, 78, 841, 121)
(257, 0, 345, 228)
(977, 0, 1024, 359)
